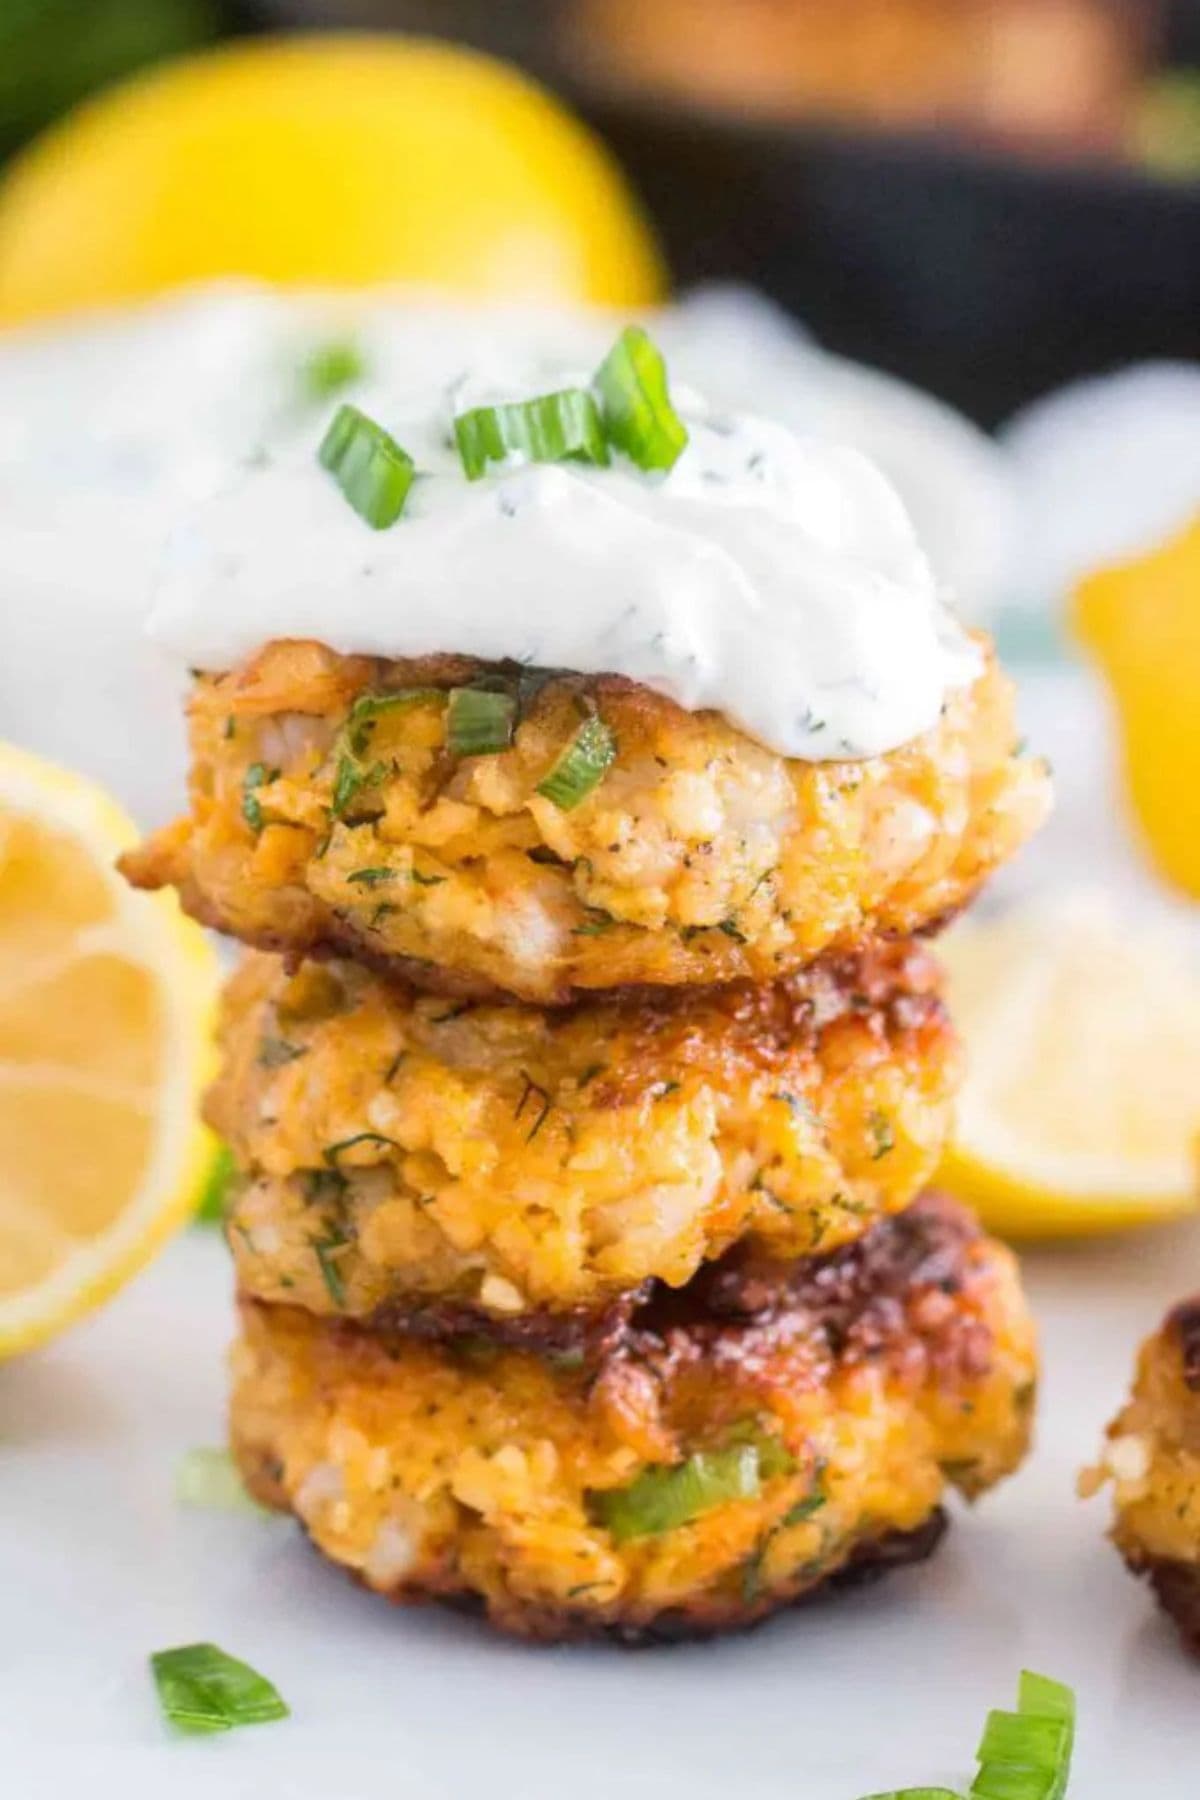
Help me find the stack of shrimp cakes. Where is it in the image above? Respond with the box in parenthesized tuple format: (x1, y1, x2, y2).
(125, 632, 1047, 1642)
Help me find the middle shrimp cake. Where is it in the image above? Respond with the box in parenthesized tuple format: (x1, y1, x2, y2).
(210, 937, 960, 1329)
(120, 637, 1050, 1004)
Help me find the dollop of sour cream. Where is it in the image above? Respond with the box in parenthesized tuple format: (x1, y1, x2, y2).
(151, 359, 980, 760)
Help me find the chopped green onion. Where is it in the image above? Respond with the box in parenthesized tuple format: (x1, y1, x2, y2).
(856, 1673, 1076, 1800)
(594, 325, 689, 472)
(175, 1448, 269, 1516)
(302, 336, 366, 402)
(454, 388, 609, 481)
(725, 1419, 796, 1479)
(970, 1672, 1075, 1800)
(588, 1443, 760, 1543)
(1018, 1673, 1075, 1738)
(318, 403, 415, 529)
(859, 1791, 964, 1799)
(345, 688, 443, 757)
(536, 714, 616, 810)
(195, 1143, 236, 1226)
(346, 867, 395, 888)
(312, 1227, 349, 1308)
(447, 685, 518, 757)
(149, 1642, 288, 1735)
(241, 762, 278, 834)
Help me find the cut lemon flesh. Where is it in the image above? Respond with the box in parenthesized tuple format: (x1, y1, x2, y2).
(0, 743, 218, 1355)
(939, 895, 1200, 1238)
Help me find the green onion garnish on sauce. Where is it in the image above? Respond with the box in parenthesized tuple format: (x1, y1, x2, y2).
(302, 336, 366, 403)
(318, 403, 415, 529)
(536, 714, 616, 810)
(447, 685, 518, 757)
(588, 1443, 761, 1543)
(454, 388, 609, 481)
(594, 325, 689, 472)
(149, 1642, 289, 1735)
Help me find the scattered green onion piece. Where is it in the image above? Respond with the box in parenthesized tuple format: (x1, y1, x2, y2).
(318, 403, 415, 529)
(447, 685, 517, 757)
(302, 336, 366, 402)
(175, 1448, 268, 1516)
(454, 388, 609, 481)
(195, 1143, 235, 1226)
(588, 1444, 760, 1543)
(970, 1672, 1075, 1800)
(536, 714, 616, 811)
(594, 324, 689, 472)
(149, 1642, 289, 1735)
(859, 1791, 964, 1799)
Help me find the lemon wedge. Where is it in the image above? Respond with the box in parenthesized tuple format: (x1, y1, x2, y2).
(939, 896, 1200, 1238)
(0, 743, 218, 1357)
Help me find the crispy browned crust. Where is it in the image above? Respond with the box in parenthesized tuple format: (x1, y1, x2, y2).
(215, 934, 961, 1322)
(318, 1191, 1010, 1394)
(160, 892, 980, 1008)
(1166, 1299, 1200, 1395)
(232, 1190, 1034, 1643)
(1120, 1551, 1200, 1656)
(358, 1509, 950, 1646)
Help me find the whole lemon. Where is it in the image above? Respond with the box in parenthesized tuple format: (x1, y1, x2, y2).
(0, 34, 665, 323)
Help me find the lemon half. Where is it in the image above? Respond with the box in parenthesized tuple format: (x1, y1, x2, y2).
(0, 743, 218, 1357)
(939, 897, 1200, 1238)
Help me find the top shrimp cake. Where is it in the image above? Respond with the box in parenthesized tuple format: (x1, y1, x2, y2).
(123, 329, 1049, 1003)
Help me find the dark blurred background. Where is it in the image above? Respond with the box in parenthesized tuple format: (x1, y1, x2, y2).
(4, 0, 1200, 420)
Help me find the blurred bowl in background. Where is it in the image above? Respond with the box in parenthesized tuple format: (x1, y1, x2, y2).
(257, 0, 1200, 424)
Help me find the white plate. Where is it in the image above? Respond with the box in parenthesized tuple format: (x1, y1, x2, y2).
(3, 1216, 1198, 1800)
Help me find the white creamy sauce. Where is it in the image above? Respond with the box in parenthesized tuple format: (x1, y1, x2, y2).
(152, 357, 979, 760)
(0, 282, 998, 824)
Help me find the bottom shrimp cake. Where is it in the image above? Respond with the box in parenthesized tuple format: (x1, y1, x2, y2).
(210, 939, 960, 1324)
(1088, 1300, 1200, 1653)
(231, 1194, 1037, 1643)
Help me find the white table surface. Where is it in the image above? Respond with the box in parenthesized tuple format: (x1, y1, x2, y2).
(4, 1219, 1199, 1800)
(4, 664, 1199, 1798)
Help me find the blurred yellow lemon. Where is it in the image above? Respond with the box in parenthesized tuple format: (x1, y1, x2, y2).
(0, 34, 665, 325)
(1073, 515, 1200, 899)
(939, 898, 1200, 1239)
(0, 743, 219, 1357)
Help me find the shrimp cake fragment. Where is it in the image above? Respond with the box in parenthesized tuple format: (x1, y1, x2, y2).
(1085, 1299, 1200, 1654)
(231, 1193, 1037, 1643)
(122, 639, 1050, 1003)
(210, 938, 960, 1324)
